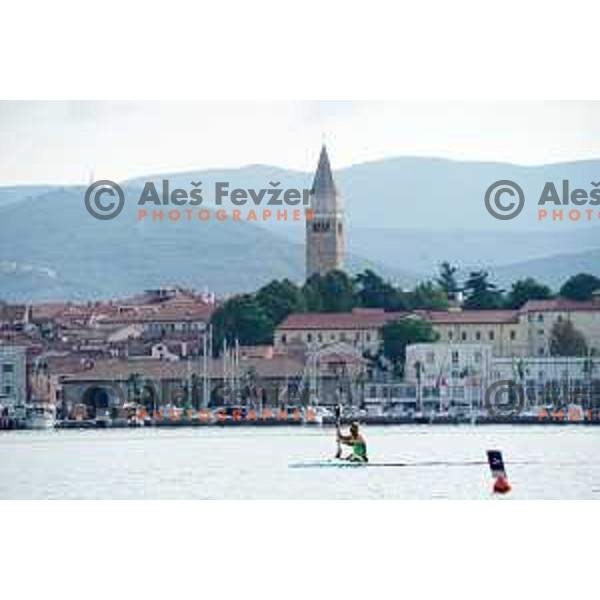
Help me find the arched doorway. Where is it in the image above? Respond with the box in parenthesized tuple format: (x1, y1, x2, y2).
(82, 386, 111, 419)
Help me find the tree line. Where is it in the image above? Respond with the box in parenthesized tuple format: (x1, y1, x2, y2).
(210, 266, 600, 350)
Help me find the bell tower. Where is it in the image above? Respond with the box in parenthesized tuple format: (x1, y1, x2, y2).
(306, 145, 345, 280)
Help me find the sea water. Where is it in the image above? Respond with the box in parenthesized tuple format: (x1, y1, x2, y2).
(1, 425, 599, 499)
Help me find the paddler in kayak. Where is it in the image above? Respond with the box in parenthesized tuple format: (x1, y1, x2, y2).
(336, 421, 368, 463)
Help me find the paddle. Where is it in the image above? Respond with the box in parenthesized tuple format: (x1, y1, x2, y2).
(334, 404, 342, 459)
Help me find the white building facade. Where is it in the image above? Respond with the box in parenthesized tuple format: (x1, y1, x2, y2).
(405, 342, 600, 412)
(0, 346, 27, 417)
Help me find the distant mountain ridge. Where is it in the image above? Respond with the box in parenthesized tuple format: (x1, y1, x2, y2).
(0, 186, 418, 301)
(492, 248, 600, 289)
(1, 155, 599, 301)
(123, 156, 600, 232)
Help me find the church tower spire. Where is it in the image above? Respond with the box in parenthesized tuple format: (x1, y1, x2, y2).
(306, 145, 345, 280)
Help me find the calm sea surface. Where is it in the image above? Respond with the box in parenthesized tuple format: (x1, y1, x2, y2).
(1, 425, 599, 499)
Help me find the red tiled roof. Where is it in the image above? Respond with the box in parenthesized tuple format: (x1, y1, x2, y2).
(62, 355, 307, 382)
(30, 292, 217, 325)
(32, 302, 117, 323)
(279, 308, 522, 329)
(426, 310, 520, 324)
(98, 303, 214, 324)
(521, 298, 599, 313)
(278, 310, 407, 330)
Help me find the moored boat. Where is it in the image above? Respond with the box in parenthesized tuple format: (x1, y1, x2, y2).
(24, 402, 56, 430)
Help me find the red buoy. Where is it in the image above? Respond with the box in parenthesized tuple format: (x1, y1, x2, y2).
(493, 475, 512, 494)
(487, 450, 512, 494)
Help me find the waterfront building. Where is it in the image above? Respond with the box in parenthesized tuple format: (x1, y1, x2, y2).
(0, 346, 27, 418)
(426, 309, 526, 357)
(519, 295, 600, 356)
(405, 343, 493, 389)
(58, 347, 366, 418)
(275, 308, 407, 355)
(276, 293, 600, 359)
(404, 343, 493, 413)
(405, 342, 600, 411)
(491, 355, 600, 409)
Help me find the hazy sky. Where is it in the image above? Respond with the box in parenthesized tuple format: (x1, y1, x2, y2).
(1, 101, 600, 185)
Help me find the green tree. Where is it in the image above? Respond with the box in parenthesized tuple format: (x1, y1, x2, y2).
(382, 317, 438, 375)
(506, 278, 554, 309)
(302, 274, 324, 312)
(190, 373, 202, 408)
(463, 271, 504, 309)
(549, 320, 588, 357)
(436, 262, 460, 295)
(302, 270, 356, 313)
(126, 373, 142, 404)
(353, 269, 406, 310)
(406, 281, 449, 310)
(559, 273, 600, 301)
(255, 278, 305, 325)
(210, 294, 274, 352)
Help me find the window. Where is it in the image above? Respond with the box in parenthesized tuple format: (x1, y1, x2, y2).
(317, 333, 323, 343)
(537, 313, 544, 323)
(3, 385, 12, 396)
(489, 331, 495, 341)
(448, 331, 453, 340)
(452, 351, 459, 365)
(461, 331, 467, 341)
(557, 315, 563, 323)
(307, 333, 312, 343)
(510, 330, 516, 341)
(474, 351, 482, 363)
(475, 331, 481, 341)
(281, 334, 287, 345)
(2, 363, 13, 373)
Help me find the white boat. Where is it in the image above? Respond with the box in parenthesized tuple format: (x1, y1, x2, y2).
(25, 403, 56, 430)
(308, 405, 332, 425)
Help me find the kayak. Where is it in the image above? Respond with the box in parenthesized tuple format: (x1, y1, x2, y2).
(289, 459, 487, 469)
(289, 460, 381, 469)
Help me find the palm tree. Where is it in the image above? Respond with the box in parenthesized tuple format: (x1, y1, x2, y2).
(190, 373, 202, 409)
(242, 366, 258, 407)
(353, 371, 366, 409)
(140, 378, 159, 414)
(126, 373, 141, 404)
(583, 349, 596, 409)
